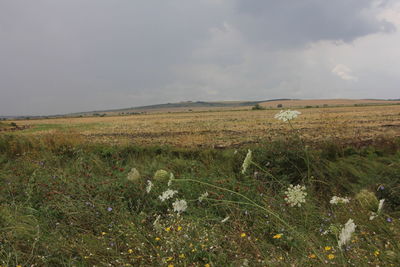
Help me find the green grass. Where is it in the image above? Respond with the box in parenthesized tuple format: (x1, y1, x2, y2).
(0, 134, 399, 266)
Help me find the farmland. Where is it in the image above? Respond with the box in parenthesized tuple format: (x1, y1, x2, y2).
(1, 104, 400, 266)
(8, 104, 400, 147)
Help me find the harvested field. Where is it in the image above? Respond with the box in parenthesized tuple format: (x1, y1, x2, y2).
(7, 104, 400, 147)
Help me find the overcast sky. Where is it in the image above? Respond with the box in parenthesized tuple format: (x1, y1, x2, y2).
(1, 0, 399, 116)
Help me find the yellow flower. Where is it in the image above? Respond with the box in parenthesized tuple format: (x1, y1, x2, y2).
(308, 254, 316, 259)
(273, 234, 282, 239)
(327, 254, 335, 260)
(101, 232, 106, 236)
(155, 237, 161, 241)
(374, 250, 380, 257)
(166, 257, 173, 262)
(179, 254, 185, 258)
(165, 227, 171, 232)
(205, 264, 211, 267)
(324, 246, 332, 251)
(177, 226, 182, 231)
(241, 233, 246, 238)
(168, 265, 174, 267)
(128, 249, 133, 254)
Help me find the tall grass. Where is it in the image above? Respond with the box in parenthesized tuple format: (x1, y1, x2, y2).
(0, 134, 399, 266)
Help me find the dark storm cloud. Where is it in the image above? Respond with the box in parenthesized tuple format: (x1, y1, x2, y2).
(233, 0, 395, 46)
(0, 0, 398, 115)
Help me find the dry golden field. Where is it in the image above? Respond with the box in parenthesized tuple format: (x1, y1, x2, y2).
(6, 104, 400, 147)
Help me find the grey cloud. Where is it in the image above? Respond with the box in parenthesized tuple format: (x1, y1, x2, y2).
(233, 0, 396, 46)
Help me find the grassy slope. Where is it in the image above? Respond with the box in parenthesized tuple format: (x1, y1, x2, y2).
(0, 135, 399, 266)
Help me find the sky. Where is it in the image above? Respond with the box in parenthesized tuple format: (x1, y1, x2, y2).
(1, 0, 400, 116)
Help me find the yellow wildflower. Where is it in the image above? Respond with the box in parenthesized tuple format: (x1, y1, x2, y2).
(324, 246, 332, 251)
(241, 233, 246, 238)
(205, 264, 211, 267)
(374, 250, 380, 257)
(155, 237, 161, 241)
(166, 257, 173, 262)
(308, 254, 316, 259)
(128, 249, 133, 254)
(168, 265, 174, 267)
(165, 227, 171, 232)
(179, 254, 185, 258)
(101, 232, 106, 236)
(327, 254, 335, 260)
(273, 234, 282, 239)
(177, 226, 182, 231)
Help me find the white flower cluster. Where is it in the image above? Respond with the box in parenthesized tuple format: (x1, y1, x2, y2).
(145, 180, 153, 193)
(284, 184, 307, 207)
(198, 191, 209, 202)
(241, 149, 252, 174)
(274, 110, 301, 122)
(172, 199, 187, 214)
(158, 189, 178, 202)
(369, 199, 385, 221)
(330, 196, 350, 205)
(338, 219, 356, 248)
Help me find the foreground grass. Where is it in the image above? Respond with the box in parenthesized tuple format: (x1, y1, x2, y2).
(0, 134, 399, 266)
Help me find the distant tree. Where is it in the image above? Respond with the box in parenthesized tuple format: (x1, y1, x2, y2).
(277, 104, 283, 108)
(252, 104, 265, 110)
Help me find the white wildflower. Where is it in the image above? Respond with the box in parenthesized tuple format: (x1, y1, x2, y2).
(274, 109, 301, 122)
(145, 180, 153, 193)
(284, 184, 307, 207)
(378, 199, 385, 213)
(127, 168, 140, 181)
(172, 199, 187, 214)
(167, 173, 175, 187)
(221, 216, 230, 223)
(370, 199, 385, 220)
(158, 189, 178, 202)
(338, 219, 356, 248)
(330, 196, 350, 205)
(198, 192, 209, 202)
(241, 149, 252, 174)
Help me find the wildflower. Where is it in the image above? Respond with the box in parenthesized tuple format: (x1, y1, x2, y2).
(166, 257, 173, 262)
(155, 237, 161, 241)
(308, 254, 316, 259)
(127, 168, 140, 181)
(177, 226, 182, 231)
(274, 109, 301, 122)
(172, 199, 187, 214)
(324, 246, 332, 251)
(128, 249, 133, 254)
(101, 232, 106, 236)
(107, 207, 113, 212)
(241, 233, 246, 238)
(284, 184, 307, 207)
(378, 199, 385, 213)
(198, 192, 209, 202)
(168, 265, 174, 267)
(273, 234, 282, 239)
(338, 219, 356, 248)
(179, 254, 185, 258)
(167, 173, 174, 187)
(327, 254, 335, 260)
(221, 216, 230, 223)
(145, 180, 153, 193)
(154, 169, 170, 180)
(330, 196, 350, 205)
(374, 250, 380, 257)
(205, 264, 211, 267)
(158, 189, 178, 202)
(241, 149, 252, 174)
(165, 227, 171, 232)
(386, 217, 393, 223)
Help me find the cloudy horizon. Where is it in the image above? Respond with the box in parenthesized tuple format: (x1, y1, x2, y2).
(1, 0, 400, 116)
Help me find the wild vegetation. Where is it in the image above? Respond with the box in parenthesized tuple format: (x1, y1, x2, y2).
(1, 107, 399, 266)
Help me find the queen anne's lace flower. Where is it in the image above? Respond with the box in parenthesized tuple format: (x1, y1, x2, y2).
(338, 219, 356, 248)
(158, 189, 178, 202)
(274, 110, 301, 122)
(241, 149, 252, 174)
(284, 184, 307, 207)
(330, 196, 350, 205)
(172, 199, 187, 214)
(198, 192, 209, 202)
(145, 180, 153, 193)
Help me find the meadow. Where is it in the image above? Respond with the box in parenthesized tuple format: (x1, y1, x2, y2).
(1, 105, 400, 266)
